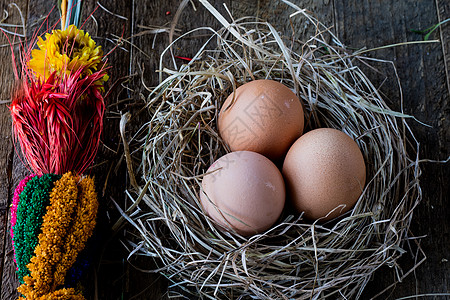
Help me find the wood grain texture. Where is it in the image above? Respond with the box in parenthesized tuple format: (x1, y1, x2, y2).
(0, 0, 448, 299)
(0, 1, 28, 298)
(333, 0, 449, 299)
(232, 0, 334, 41)
(437, 0, 450, 97)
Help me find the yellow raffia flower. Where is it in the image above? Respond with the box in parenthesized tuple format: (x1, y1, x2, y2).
(28, 25, 108, 84)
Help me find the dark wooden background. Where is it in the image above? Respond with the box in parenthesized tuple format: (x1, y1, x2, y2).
(0, 0, 448, 299)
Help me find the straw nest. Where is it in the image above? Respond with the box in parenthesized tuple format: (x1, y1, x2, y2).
(117, 1, 422, 299)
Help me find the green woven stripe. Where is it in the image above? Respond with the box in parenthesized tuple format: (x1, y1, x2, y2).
(13, 173, 61, 283)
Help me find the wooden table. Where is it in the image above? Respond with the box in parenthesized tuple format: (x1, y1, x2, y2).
(1, 0, 448, 299)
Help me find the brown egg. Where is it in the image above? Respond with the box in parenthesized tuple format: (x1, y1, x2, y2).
(200, 151, 285, 236)
(282, 128, 366, 221)
(218, 80, 304, 162)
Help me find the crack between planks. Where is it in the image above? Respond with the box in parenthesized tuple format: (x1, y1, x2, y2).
(435, 0, 450, 98)
(128, 0, 136, 97)
(331, 0, 338, 41)
(0, 141, 15, 297)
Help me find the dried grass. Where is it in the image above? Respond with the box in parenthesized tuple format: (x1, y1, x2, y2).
(116, 1, 422, 299)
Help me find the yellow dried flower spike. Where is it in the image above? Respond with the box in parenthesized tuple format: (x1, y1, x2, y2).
(54, 176, 98, 287)
(43, 288, 85, 300)
(17, 172, 98, 299)
(28, 25, 108, 84)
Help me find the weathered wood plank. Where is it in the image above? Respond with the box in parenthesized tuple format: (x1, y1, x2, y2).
(333, 0, 450, 298)
(232, 0, 335, 41)
(437, 0, 450, 96)
(1, 0, 448, 299)
(0, 1, 29, 298)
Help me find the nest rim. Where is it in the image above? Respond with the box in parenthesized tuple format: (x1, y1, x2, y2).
(118, 3, 422, 299)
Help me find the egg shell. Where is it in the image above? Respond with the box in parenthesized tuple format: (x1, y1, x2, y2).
(282, 128, 366, 221)
(218, 80, 304, 162)
(200, 151, 285, 236)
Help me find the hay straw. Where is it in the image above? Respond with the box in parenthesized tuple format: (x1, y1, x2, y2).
(117, 1, 422, 298)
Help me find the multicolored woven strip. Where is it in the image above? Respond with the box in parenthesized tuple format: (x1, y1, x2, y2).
(10, 174, 37, 266)
(13, 173, 99, 299)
